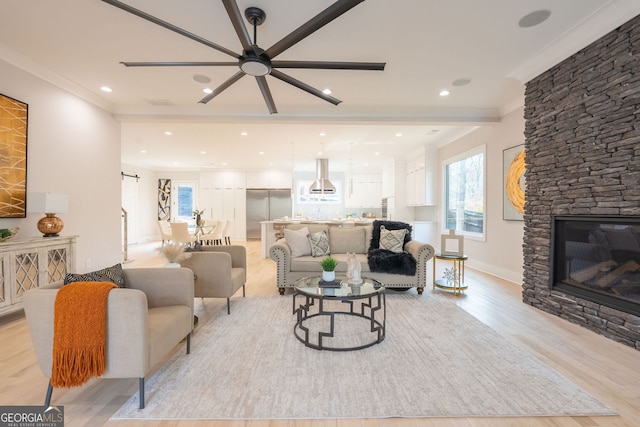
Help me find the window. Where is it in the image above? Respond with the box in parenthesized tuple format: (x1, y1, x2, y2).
(172, 181, 198, 222)
(443, 146, 485, 238)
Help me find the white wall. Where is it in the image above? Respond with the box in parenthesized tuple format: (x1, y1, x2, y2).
(437, 107, 525, 284)
(0, 59, 122, 273)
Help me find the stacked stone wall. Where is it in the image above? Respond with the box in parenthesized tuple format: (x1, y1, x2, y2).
(523, 14, 640, 349)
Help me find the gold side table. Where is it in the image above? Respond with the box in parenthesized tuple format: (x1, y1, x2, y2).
(433, 253, 468, 296)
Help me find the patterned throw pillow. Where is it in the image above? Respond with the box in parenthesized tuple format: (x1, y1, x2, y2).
(307, 230, 330, 257)
(379, 226, 406, 253)
(64, 263, 126, 287)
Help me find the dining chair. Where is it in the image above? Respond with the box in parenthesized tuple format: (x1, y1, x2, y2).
(198, 219, 219, 245)
(222, 219, 234, 245)
(169, 222, 197, 246)
(157, 220, 172, 246)
(201, 220, 226, 245)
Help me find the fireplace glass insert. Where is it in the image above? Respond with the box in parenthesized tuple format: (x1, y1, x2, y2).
(551, 215, 640, 316)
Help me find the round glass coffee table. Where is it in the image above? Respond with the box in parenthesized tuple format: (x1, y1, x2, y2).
(292, 276, 385, 351)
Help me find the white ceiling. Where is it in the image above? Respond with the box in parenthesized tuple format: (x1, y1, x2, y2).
(2, 0, 640, 172)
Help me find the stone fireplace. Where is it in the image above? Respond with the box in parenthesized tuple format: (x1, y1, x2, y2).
(522, 14, 640, 349)
(551, 215, 640, 316)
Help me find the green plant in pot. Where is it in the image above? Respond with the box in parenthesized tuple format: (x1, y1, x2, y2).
(193, 209, 205, 226)
(320, 255, 338, 282)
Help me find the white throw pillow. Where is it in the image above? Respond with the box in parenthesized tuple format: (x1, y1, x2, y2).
(284, 227, 311, 257)
(379, 226, 406, 253)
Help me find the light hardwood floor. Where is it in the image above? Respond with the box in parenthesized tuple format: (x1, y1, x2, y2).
(2, 240, 639, 427)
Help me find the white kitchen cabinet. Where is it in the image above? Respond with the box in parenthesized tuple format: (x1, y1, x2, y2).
(246, 170, 292, 189)
(406, 157, 426, 206)
(344, 172, 382, 208)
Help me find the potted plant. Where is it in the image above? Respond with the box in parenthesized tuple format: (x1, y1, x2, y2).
(320, 255, 338, 282)
(157, 242, 192, 267)
(193, 209, 205, 226)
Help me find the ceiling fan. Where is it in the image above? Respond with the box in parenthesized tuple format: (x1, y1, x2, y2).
(101, 0, 386, 114)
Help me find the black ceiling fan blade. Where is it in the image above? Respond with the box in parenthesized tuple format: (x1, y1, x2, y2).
(265, 0, 364, 59)
(255, 77, 278, 114)
(121, 61, 238, 67)
(198, 71, 245, 104)
(101, 0, 240, 59)
(270, 69, 341, 105)
(272, 60, 386, 71)
(222, 0, 254, 52)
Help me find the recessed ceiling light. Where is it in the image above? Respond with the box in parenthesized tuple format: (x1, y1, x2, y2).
(222, 162, 227, 166)
(100, 86, 112, 92)
(322, 88, 332, 95)
(374, 152, 380, 156)
(200, 151, 206, 154)
(319, 132, 326, 137)
(452, 78, 471, 87)
(164, 131, 172, 136)
(203, 88, 213, 94)
(241, 131, 248, 136)
(518, 10, 551, 28)
(259, 151, 264, 155)
(140, 150, 147, 154)
(317, 151, 323, 155)
(396, 133, 402, 137)
(193, 74, 211, 83)
(439, 89, 450, 97)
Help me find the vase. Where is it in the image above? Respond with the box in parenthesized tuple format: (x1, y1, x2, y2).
(322, 270, 335, 282)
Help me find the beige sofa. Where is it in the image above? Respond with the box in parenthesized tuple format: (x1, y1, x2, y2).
(269, 223, 435, 294)
(23, 267, 194, 409)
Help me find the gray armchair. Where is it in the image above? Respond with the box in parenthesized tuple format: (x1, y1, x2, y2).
(181, 245, 247, 314)
(23, 268, 194, 409)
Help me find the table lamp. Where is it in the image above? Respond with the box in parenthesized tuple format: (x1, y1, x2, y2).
(27, 193, 69, 237)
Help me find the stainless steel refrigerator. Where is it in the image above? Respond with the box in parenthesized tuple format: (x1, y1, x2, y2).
(246, 189, 292, 240)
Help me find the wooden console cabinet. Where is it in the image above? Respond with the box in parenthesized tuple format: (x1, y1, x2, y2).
(0, 235, 76, 316)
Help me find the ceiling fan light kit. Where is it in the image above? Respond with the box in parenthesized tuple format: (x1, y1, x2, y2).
(101, 0, 385, 113)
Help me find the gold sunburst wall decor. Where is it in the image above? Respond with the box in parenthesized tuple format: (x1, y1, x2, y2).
(0, 93, 28, 218)
(503, 144, 526, 220)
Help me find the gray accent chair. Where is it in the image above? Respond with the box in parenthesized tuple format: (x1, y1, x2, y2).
(23, 268, 194, 410)
(181, 245, 247, 314)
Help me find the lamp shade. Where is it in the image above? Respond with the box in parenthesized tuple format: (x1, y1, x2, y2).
(27, 193, 69, 214)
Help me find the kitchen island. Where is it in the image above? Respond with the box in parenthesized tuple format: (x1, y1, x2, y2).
(260, 218, 375, 258)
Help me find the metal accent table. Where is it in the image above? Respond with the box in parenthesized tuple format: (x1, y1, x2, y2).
(433, 253, 468, 295)
(292, 276, 385, 351)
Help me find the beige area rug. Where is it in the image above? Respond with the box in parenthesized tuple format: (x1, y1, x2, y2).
(111, 292, 615, 420)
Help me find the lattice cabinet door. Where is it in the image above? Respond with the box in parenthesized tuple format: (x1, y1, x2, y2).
(0, 235, 77, 316)
(0, 253, 7, 310)
(14, 249, 40, 300)
(46, 245, 70, 285)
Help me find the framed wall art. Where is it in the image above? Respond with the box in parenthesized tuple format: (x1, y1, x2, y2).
(0, 93, 28, 218)
(158, 179, 171, 220)
(503, 144, 525, 221)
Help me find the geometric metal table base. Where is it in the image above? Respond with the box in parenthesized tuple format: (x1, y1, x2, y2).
(292, 276, 386, 351)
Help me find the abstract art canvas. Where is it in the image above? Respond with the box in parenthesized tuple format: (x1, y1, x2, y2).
(158, 179, 171, 220)
(0, 94, 28, 218)
(503, 144, 525, 221)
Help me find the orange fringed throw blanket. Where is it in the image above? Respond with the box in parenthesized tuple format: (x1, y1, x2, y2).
(52, 281, 117, 388)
